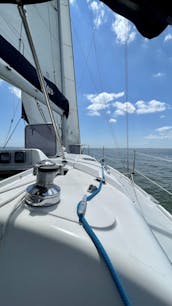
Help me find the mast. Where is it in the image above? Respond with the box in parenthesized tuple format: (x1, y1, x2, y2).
(18, 3, 64, 157)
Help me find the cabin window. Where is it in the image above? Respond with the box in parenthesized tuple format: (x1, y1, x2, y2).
(15, 151, 26, 163)
(25, 124, 57, 157)
(0, 152, 11, 163)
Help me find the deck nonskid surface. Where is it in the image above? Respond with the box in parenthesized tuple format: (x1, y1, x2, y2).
(0, 156, 172, 305)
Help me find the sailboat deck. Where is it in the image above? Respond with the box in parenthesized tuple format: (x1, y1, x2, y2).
(0, 154, 172, 305)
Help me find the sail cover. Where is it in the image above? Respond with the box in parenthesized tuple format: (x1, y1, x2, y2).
(0, 33, 69, 116)
(0, 1, 69, 117)
(0, 0, 80, 149)
(101, 1, 172, 38)
(0, 0, 51, 3)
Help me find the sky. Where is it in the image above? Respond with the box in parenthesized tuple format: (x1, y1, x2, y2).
(1, 0, 172, 148)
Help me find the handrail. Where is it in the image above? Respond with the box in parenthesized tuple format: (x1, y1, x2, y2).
(84, 147, 172, 164)
(132, 150, 172, 198)
(88, 152, 126, 164)
(134, 169, 172, 196)
(83, 147, 172, 199)
(135, 151, 172, 163)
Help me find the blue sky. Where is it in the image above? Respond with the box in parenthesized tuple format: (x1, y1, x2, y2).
(1, 0, 172, 148)
(70, 0, 172, 148)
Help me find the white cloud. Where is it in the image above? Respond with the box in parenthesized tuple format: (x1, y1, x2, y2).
(86, 92, 167, 118)
(145, 134, 161, 140)
(112, 14, 136, 44)
(109, 118, 116, 123)
(135, 100, 166, 114)
(69, 0, 76, 4)
(87, 102, 108, 112)
(146, 126, 172, 139)
(86, 91, 124, 116)
(86, 91, 124, 104)
(112, 100, 166, 116)
(88, 110, 100, 116)
(156, 126, 172, 133)
(113, 101, 136, 116)
(152, 72, 165, 78)
(9, 86, 21, 99)
(164, 34, 172, 42)
(87, 98, 109, 116)
(87, 0, 106, 29)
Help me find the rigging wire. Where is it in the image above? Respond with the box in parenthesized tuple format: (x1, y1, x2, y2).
(72, 5, 125, 167)
(19, 19, 25, 54)
(87, 7, 121, 149)
(48, 5, 57, 85)
(36, 99, 47, 123)
(72, 24, 99, 93)
(93, 26, 125, 153)
(130, 173, 146, 218)
(18, 4, 65, 159)
(135, 151, 172, 163)
(70, 1, 99, 93)
(0, 10, 51, 137)
(1, 19, 22, 148)
(87, 4, 126, 154)
(34, 5, 60, 46)
(130, 173, 172, 263)
(72, 25, 116, 156)
(3, 117, 21, 149)
(2, 119, 14, 147)
(2, 96, 20, 148)
(0, 12, 22, 41)
(1, 6, 61, 145)
(76, 27, 98, 94)
(124, 40, 129, 173)
(72, 20, 122, 152)
(22, 99, 48, 125)
(134, 169, 172, 196)
(0, 12, 31, 60)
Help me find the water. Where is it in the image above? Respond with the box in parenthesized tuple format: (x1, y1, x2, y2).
(0, 147, 172, 214)
(84, 148, 172, 214)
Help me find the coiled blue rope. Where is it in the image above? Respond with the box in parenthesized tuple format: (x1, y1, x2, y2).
(77, 164, 132, 306)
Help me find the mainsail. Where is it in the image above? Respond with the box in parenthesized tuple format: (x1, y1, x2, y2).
(0, 0, 80, 150)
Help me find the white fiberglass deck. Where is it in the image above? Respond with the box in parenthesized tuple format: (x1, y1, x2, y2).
(0, 154, 172, 306)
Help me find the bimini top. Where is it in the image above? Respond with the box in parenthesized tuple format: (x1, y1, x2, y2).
(101, 0, 172, 39)
(0, 0, 171, 39)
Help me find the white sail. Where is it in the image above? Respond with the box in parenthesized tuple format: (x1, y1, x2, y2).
(0, 0, 80, 150)
(59, 0, 80, 149)
(21, 92, 62, 127)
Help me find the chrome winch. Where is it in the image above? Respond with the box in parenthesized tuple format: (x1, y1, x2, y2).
(25, 160, 61, 207)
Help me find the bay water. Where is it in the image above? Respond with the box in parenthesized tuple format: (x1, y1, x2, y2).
(0, 147, 172, 214)
(84, 148, 172, 214)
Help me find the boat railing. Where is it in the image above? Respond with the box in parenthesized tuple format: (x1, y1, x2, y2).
(131, 150, 172, 197)
(83, 146, 172, 204)
(82, 146, 127, 164)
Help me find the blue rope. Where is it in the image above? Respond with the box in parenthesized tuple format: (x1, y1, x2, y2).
(87, 165, 105, 201)
(77, 164, 132, 306)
